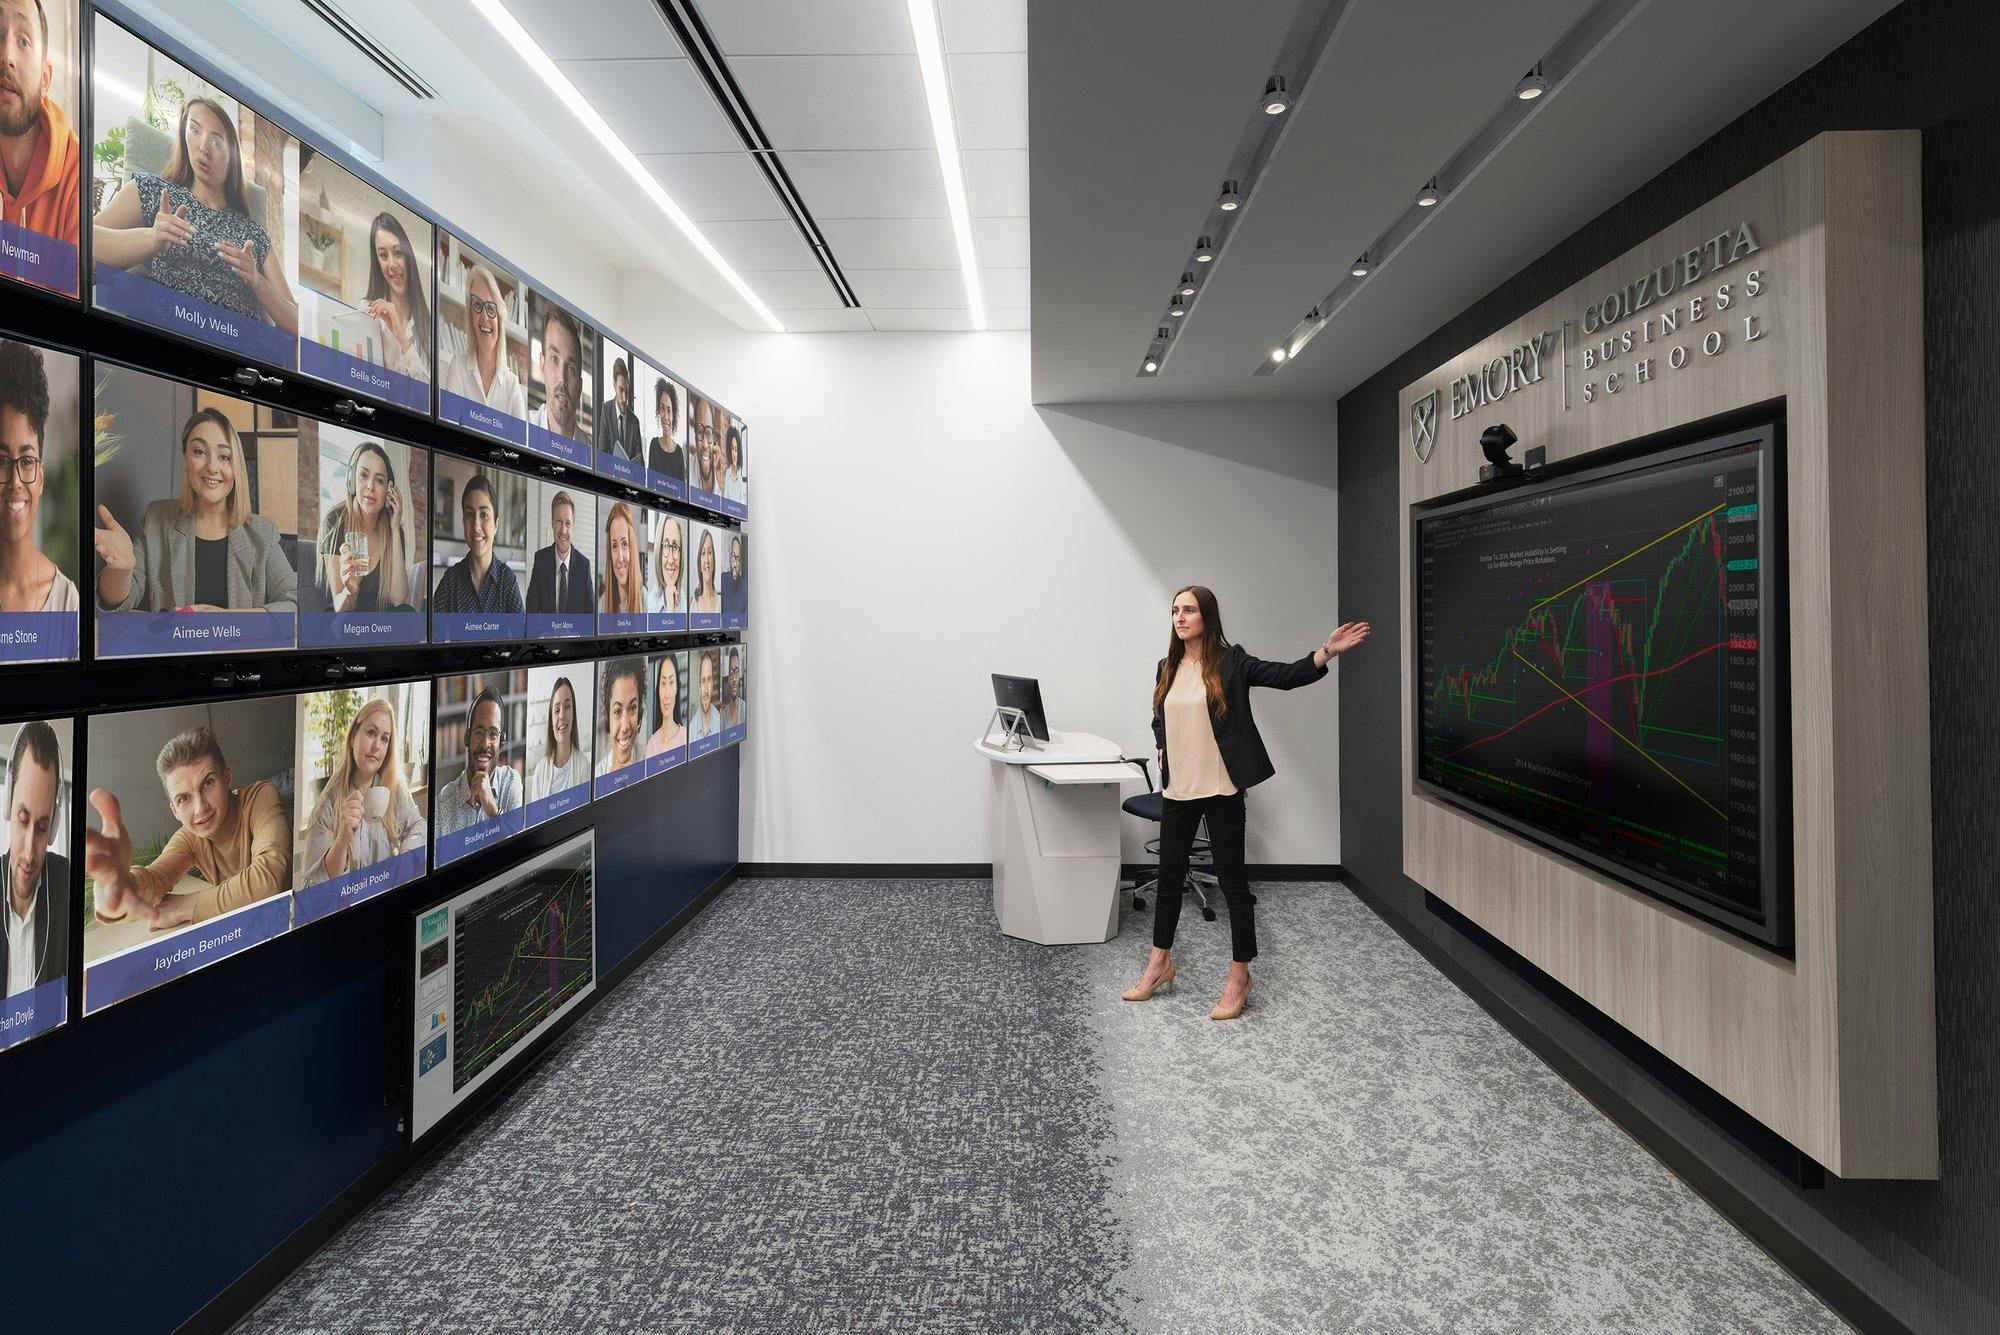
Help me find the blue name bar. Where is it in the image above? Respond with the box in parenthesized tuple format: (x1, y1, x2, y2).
(0, 977, 66, 1052)
(722, 723, 746, 747)
(0, 610, 78, 663)
(645, 745, 687, 778)
(650, 469, 685, 501)
(298, 339, 430, 412)
(84, 894, 292, 1014)
(526, 424, 593, 468)
(433, 807, 527, 869)
(438, 390, 527, 445)
(594, 762, 643, 799)
(432, 612, 527, 643)
(293, 845, 426, 925)
(527, 612, 589, 640)
(1, 220, 79, 297)
(650, 611, 687, 635)
(98, 610, 295, 657)
(690, 733, 722, 760)
(95, 263, 298, 368)
(298, 611, 425, 649)
(598, 454, 644, 488)
(598, 611, 644, 637)
(689, 611, 723, 632)
(525, 782, 590, 829)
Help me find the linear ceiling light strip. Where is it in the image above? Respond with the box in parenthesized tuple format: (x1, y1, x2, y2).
(906, 0, 985, 329)
(1139, 0, 1357, 376)
(1255, 0, 1649, 376)
(469, 0, 786, 332)
(654, 1, 861, 309)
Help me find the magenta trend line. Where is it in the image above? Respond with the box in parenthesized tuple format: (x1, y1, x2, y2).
(1439, 641, 1724, 761)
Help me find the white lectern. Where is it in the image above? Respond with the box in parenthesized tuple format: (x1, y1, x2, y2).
(973, 730, 1137, 944)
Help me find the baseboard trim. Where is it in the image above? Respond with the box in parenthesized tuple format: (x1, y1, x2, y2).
(183, 866, 742, 1335)
(741, 862, 1346, 882)
(1339, 871, 1911, 1335)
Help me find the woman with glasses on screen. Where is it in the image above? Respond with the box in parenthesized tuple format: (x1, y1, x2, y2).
(301, 697, 425, 888)
(93, 408, 298, 617)
(646, 379, 681, 478)
(362, 213, 432, 380)
(645, 515, 683, 614)
(316, 440, 412, 615)
(691, 527, 721, 616)
(93, 98, 299, 333)
(440, 263, 526, 417)
(529, 675, 588, 801)
(0, 341, 78, 618)
(644, 655, 686, 759)
(600, 503, 644, 617)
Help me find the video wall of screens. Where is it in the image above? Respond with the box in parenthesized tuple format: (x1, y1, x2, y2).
(525, 291, 594, 468)
(0, 0, 82, 298)
(409, 828, 596, 1142)
(435, 230, 530, 446)
(2, 718, 74, 1051)
(0, 335, 82, 663)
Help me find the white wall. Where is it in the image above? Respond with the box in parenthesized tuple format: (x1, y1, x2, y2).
(615, 294, 1345, 866)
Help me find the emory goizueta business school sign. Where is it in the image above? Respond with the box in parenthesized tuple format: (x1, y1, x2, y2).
(1409, 220, 1771, 461)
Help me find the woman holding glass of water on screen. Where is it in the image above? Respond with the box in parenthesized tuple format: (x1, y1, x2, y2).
(316, 440, 412, 614)
(301, 698, 426, 888)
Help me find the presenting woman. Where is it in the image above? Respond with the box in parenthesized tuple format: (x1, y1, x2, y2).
(646, 515, 683, 614)
(316, 440, 412, 614)
(596, 660, 643, 778)
(440, 264, 526, 417)
(529, 675, 588, 801)
(691, 527, 721, 615)
(94, 408, 298, 616)
(646, 379, 681, 478)
(1121, 586, 1369, 1020)
(301, 698, 426, 888)
(0, 340, 79, 620)
(644, 655, 686, 759)
(600, 502, 644, 616)
(689, 649, 722, 740)
(93, 98, 299, 333)
(363, 212, 432, 380)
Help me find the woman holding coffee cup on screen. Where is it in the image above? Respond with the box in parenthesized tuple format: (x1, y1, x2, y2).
(301, 698, 425, 887)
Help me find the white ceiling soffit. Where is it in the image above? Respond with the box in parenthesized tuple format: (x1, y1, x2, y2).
(1029, 0, 1906, 405)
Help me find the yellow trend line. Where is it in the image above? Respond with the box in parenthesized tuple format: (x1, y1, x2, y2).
(1529, 501, 1728, 612)
(1508, 648, 1727, 820)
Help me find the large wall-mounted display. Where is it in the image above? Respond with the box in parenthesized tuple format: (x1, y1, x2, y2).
(687, 643, 725, 761)
(0, 333, 81, 662)
(687, 519, 741, 632)
(523, 482, 596, 640)
(432, 669, 525, 868)
(409, 828, 595, 1142)
(646, 509, 686, 633)
(524, 290, 594, 468)
(596, 498, 648, 637)
(435, 230, 530, 446)
(82, 694, 296, 1012)
(0, 0, 81, 298)
(1, 717, 73, 1051)
(524, 661, 594, 828)
(292, 682, 429, 924)
(1415, 424, 1785, 946)
(643, 648, 687, 776)
(90, 13, 301, 369)
(593, 654, 646, 797)
(429, 454, 526, 643)
(297, 425, 429, 648)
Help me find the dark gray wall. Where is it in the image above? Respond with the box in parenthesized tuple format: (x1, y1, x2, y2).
(1336, 1, 1999, 1330)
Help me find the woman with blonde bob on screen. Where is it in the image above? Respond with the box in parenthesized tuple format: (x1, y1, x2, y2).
(529, 674, 588, 800)
(363, 212, 432, 380)
(691, 527, 721, 615)
(644, 655, 686, 759)
(646, 515, 683, 614)
(94, 408, 298, 616)
(440, 263, 526, 417)
(600, 502, 644, 616)
(93, 97, 299, 333)
(302, 698, 426, 887)
(317, 440, 412, 614)
(1121, 586, 1369, 1020)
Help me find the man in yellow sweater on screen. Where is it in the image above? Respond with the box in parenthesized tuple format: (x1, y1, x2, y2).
(85, 726, 291, 931)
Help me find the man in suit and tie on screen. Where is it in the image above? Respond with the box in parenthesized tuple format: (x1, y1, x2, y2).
(527, 490, 593, 617)
(2, 721, 67, 998)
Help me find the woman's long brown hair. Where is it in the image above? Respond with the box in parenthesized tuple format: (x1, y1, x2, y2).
(164, 98, 254, 218)
(1153, 584, 1229, 720)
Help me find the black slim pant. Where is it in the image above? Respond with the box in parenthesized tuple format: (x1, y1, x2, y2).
(1153, 790, 1256, 963)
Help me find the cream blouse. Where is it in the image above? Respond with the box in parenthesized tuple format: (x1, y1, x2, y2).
(1163, 660, 1236, 800)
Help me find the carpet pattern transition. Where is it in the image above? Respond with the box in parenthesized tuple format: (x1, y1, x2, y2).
(240, 880, 1845, 1333)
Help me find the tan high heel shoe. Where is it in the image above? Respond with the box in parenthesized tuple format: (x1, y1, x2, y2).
(1210, 975, 1252, 1021)
(1121, 954, 1176, 1001)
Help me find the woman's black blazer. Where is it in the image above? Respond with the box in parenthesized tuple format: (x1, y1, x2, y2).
(1151, 643, 1326, 792)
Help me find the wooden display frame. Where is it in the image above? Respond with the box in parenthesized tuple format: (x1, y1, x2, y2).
(1397, 132, 1934, 1178)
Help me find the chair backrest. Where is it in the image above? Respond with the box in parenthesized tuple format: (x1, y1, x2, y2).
(123, 116, 271, 229)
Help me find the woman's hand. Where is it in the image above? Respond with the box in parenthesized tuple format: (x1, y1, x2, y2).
(1322, 621, 1371, 659)
(338, 789, 365, 846)
(217, 238, 261, 290)
(385, 483, 402, 525)
(94, 505, 134, 572)
(149, 202, 195, 257)
(338, 542, 362, 596)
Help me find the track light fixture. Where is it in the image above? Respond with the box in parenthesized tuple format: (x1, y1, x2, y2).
(1416, 179, 1441, 207)
(1217, 179, 1243, 211)
(1178, 272, 1198, 296)
(1262, 75, 1294, 115)
(1142, 358, 1159, 374)
(1270, 347, 1287, 363)
(1350, 253, 1372, 278)
(1193, 236, 1216, 263)
(1515, 65, 1549, 100)
(1168, 293, 1188, 316)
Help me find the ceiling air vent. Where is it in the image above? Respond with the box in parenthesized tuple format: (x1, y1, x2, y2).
(298, 0, 439, 101)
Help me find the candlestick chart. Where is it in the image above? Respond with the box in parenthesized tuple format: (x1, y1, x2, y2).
(1417, 443, 1771, 919)
(452, 848, 595, 1092)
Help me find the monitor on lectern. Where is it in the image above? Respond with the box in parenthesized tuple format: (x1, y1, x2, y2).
(990, 675, 1050, 742)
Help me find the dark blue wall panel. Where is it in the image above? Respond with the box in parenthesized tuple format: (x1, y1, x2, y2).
(0, 749, 737, 1334)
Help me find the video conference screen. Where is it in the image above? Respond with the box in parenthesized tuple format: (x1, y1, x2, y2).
(291, 681, 430, 924)
(524, 291, 594, 468)
(642, 360, 687, 501)
(524, 661, 595, 828)
(593, 337, 645, 489)
(432, 669, 526, 868)
(593, 655, 647, 797)
(1, 717, 74, 1050)
(408, 829, 595, 1142)
(524, 483, 596, 640)
(643, 649, 688, 776)
(595, 499, 648, 637)
(686, 643, 730, 761)
(0, 333, 81, 662)
(435, 230, 530, 446)
(687, 520, 743, 632)
(428, 456, 526, 644)
(1415, 424, 1786, 944)
(0, 0, 81, 298)
(647, 509, 686, 633)
(297, 423, 429, 648)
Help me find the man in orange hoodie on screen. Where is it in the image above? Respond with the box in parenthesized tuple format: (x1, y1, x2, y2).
(0, 0, 80, 256)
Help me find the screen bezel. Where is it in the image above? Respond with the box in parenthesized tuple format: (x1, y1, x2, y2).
(1409, 417, 1792, 952)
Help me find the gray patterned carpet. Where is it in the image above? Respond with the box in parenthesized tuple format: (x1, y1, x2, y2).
(239, 880, 1846, 1334)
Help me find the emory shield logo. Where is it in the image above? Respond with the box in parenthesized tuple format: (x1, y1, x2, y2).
(1410, 390, 1439, 462)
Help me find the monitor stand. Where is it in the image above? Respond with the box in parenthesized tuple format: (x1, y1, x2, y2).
(980, 705, 1044, 752)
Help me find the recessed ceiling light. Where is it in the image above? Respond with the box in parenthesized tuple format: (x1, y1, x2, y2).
(1350, 253, 1372, 278)
(1516, 66, 1549, 100)
(1193, 236, 1216, 263)
(905, 0, 986, 329)
(1178, 272, 1198, 296)
(1217, 179, 1243, 211)
(1262, 76, 1294, 115)
(1416, 179, 1441, 207)
(1270, 347, 1287, 363)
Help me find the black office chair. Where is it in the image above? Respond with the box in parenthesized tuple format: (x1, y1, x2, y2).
(1120, 757, 1220, 920)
